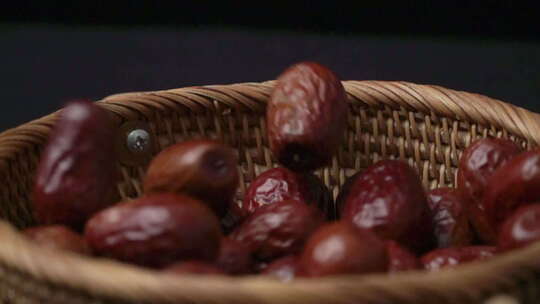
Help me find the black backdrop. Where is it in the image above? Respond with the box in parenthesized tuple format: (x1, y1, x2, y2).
(4, 2, 540, 41)
(1, 2, 539, 131)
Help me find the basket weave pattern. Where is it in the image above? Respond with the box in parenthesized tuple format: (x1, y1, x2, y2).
(0, 81, 540, 303)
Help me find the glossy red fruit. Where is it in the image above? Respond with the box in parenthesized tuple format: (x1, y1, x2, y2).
(427, 188, 473, 248)
(144, 140, 238, 217)
(164, 261, 225, 275)
(457, 138, 521, 243)
(421, 246, 496, 271)
(458, 138, 521, 202)
(23, 225, 91, 255)
(386, 241, 420, 273)
(267, 62, 349, 171)
(341, 160, 434, 253)
(231, 199, 324, 260)
(298, 222, 388, 277)
(262, 255, 298, 282)
(233, 167, 333, 222)
(498, 204, 540, 251)
(32, 100, 117, 228)
(84, 193, 222, 268)
(215, 237, 253, 275)
(483, 150, 540, 238)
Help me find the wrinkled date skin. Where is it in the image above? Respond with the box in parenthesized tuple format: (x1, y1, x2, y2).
(298, 222, 388, 277)
(163, 261, 225, 275)
(84, 193, 222, 268)
(427, 188, 473, 248)
(483, 150, 540, 238)
(386, 240, 420, 273)
(233, 167, 333, 222)
(267, 62, 349, 172)
(498, 204, 540, 251)
(32, 100, 117, 228)
(144, 140, 238, 218)
(458, 138, 521, 202)
(231, 199, 323, 261)
(23, 225, 91, 255)
(341, 160, 434, 253)
(421, 246, 496, 271)
(262, 255, 298, 282)
(457, 138, 521, 243)
(215, 237, 253, 275)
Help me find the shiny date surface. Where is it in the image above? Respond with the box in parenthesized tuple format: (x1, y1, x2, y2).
(84, 193, 222, 268)
(341, 160, 434, 253)
(427, 188, 473, 248)
(231, 199, 323, 261)
(457, 138, 520, 243)
(144, 140, 238, 217)
(32, 100, 117, 228)
(421, 246, 496, 271)
(498, 204, 540, 251)
(483, 150, 540, 236)
(262, 255, 298, 282)
(233, 167, 333, 221)
(298, 222, 387, 277)
(267, 62, 349, 171)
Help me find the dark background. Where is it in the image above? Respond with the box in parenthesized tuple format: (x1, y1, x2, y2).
(1, 2, 539, 131)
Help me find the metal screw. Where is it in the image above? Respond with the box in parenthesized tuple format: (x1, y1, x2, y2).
(127, 129, 150, 153)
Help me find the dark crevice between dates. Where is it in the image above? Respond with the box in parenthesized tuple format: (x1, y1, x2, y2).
(279, 144, 321, 172)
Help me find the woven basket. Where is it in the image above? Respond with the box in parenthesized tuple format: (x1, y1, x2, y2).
(1, 80, 540, 304)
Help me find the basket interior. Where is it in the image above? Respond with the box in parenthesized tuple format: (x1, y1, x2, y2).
(0, 85, 530, 229)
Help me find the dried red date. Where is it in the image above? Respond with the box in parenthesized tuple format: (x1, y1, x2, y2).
(233, 167, 333, 222)
(498, 204, 540, 251)
(84, 193, 222, 268)
(386, 240, 420, 273)
(23, 225, 90, 255)
(144, 140, 238, 217)
(421, 246, 496, 271)
(164, 261, 225, 275)
(341, 160, 434, 253)
(298, 222, 387, 277)
(215, 237, 253, 275)
(458, 138, 521, 202)
(32, 100, 117, 228)
(457, 138, 520, 243)
(427, 188, 473, 248)
(483, 150, 540, 237)
(231, 199, 323, 260)
(262, 255, 298, 282)
(267, 62, 349, 171)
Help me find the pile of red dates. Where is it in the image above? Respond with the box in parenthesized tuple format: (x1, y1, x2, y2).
(25, 61, 540, 281)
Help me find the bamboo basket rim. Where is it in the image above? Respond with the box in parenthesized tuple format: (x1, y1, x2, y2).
(2, 80, 540, 148)
(1, 80, 540, 303)
(0, 220, 539, 303)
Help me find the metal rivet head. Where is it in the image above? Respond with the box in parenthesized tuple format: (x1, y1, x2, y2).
(127, 129, 150, 153)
